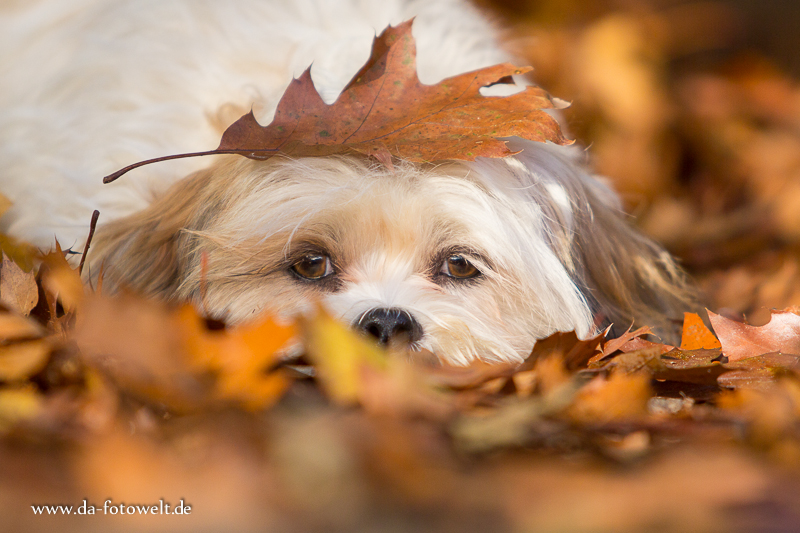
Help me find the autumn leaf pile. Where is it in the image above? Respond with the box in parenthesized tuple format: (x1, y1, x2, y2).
(8, 2, 800, 532)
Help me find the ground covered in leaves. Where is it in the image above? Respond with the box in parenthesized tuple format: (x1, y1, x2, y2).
(8, 1, 800, 532)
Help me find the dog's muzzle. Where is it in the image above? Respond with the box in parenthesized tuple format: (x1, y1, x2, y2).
(355, 308, 422, 346)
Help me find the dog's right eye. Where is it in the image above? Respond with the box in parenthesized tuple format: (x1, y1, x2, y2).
(290, 253, 334, 280)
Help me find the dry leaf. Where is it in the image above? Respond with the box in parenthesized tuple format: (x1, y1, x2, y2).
(302, 307, 387, 405)
(680, 312, 721, 350)
(0, 312, 44, 340)
(601, 326, 654, 356)
(567, 372, 651, 424)
(0, 340, 51, 382)
(0, 234, 37, 273)
(525, 330, 604, 371)
(104, 20, 569, 182)
(41, 244, 84, 313)
(423, 359, 518, 390)
(709, 309, 800, 361)
(0, 385, 42, 432)
(75, 292, 295, 411)
(0, 253, 38, 316)
(181, 306, 295, 410)
(74, 293, 210, 411)
(603, 346, 664, 375)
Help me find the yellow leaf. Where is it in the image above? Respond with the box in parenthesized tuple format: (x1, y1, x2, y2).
(0, 312, 44, 340)
(0, 385, 42, 432)
(0, 339, 51, 381)
(302, 307, 386, 405)
(0, 233, 37, 273)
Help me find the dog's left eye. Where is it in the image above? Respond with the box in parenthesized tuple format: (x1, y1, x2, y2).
(440, 254, 480, 279)
(291, 253, 334, 280)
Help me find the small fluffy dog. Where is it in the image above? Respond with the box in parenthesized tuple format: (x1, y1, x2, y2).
(0, 0, 693, 364)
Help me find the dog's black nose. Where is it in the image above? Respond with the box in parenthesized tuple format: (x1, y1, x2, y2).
(355, 308, 422, 345)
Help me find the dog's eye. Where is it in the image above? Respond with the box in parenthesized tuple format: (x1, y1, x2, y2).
(291, 253, 334, 280)
(440, 255, 480, 279)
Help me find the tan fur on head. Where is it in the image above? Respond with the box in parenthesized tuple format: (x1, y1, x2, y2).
(90, 141, 696, 364)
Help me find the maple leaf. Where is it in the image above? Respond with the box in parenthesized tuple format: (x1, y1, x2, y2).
(104, 20, 569, 182)
(709, 309, 800, 362)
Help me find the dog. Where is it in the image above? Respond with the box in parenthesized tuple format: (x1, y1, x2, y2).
(0, 0, 694, 364)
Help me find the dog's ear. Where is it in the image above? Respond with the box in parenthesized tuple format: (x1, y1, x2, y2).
(87, 168, 212, 298)
(510, 142, 697, 343)
(567, 180, 697, 342)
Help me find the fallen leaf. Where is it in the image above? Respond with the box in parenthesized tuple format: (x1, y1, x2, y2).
(680, 312, 721, 350)
(718, 353, 800, 390)
(567, 372, 651, 424)
(303, 308, 454, 418)
(40, 244, 84, 313)
(74, 293, 210, 411)
(302, 307, 387, 405)
(525, 330, 604, 371)
(0, 234, 37, 273)
(423, 359, 518, 390)
(0, 385, 42, 432)
(709, 309, 800, 361)
(104, 20, 569, 182)
(656, 348, 728, 385)
(0, 312, 44, 340)
(75, 292, 295, 411)
(717, 378, 800, 445)
(601, 326, 654, 356)
(358, 358, 455, 420)
(603, 346, 664, 375)
(181, 306, 295, 410)
(0, 253, 38, 316)
(0, 340, 51, 381)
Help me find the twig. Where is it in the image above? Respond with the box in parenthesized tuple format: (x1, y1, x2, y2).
(78, 210, 100, 276)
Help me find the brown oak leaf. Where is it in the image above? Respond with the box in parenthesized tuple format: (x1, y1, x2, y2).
(104, 20, 569, 182)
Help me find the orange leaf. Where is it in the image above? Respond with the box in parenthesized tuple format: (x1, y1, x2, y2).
(567, 373, 651, 424)
(680, 312, 721, 350)
(180, 307, 295, 410)
(41, 243, 84, 313)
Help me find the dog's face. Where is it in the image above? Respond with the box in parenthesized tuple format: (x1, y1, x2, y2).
(92, 141, 692, 364)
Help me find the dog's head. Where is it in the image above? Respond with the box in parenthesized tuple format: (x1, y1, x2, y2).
(90, 139, 693, 364)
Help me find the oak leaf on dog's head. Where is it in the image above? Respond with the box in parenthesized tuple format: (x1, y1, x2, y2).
(104, 20, 570, 182)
